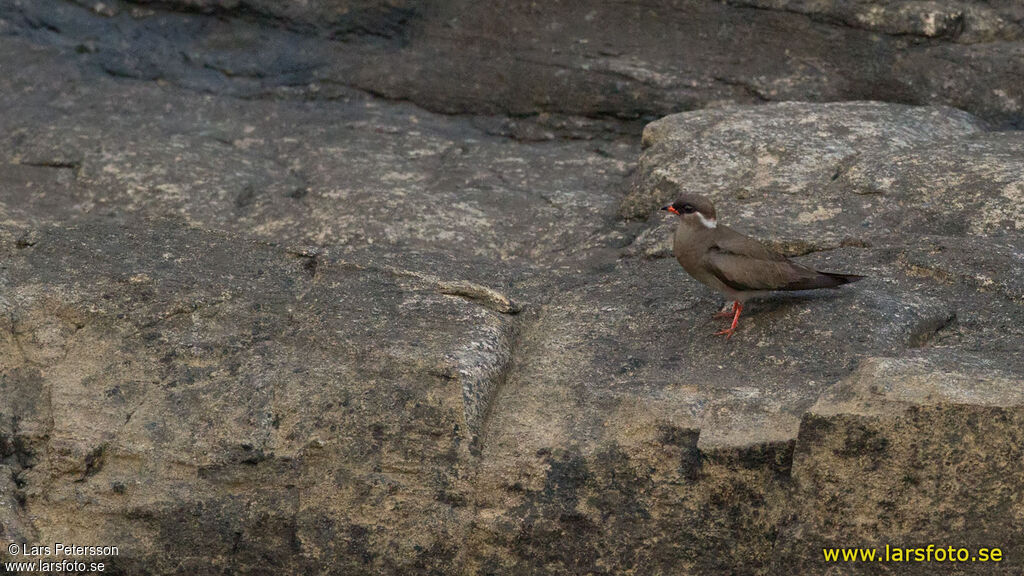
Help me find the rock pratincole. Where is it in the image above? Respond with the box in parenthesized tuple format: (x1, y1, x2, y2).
(662, 194, 863, 339)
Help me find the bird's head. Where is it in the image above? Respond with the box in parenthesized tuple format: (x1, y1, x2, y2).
(660, 195, 718, 229)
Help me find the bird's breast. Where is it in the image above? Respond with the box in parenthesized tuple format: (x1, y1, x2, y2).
(673, 224, 731, 294)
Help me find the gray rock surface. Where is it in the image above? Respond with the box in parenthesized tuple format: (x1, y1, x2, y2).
(0, 1, 1022, 575)
(730, 0, 1024, 42)
(471, 113, 1023, 567)
(0, 218, 522, 574)
(4, 0, 1024, 129)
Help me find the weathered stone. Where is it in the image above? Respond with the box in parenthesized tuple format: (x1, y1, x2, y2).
(468, 235, 1021, 570)
(0, 2, 1022, 574)
(5, 0, 1024, 129)
(624, 102, 984, 221)
(729, 0, 1024, 42)
(779, 353, 1024, 573)
(0, 35, 637, 282)
(838, 132, 1024, 238)
(462, 101, 1021, 573)
(0, 219, 520, 573)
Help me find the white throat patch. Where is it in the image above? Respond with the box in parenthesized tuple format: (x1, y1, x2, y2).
(697, 213, 717, 229)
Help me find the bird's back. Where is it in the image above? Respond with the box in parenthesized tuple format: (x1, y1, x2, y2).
(674, 222, 863, 296)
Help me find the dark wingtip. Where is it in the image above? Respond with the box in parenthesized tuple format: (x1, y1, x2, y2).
(824, 272, 866, 285)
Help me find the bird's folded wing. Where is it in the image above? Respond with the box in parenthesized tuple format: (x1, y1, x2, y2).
(704, 247, 819, 291)
(712, 229, 787, 262)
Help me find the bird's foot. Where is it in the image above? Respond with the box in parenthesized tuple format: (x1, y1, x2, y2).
(712, 301, 742, 339)
(713, 327, 736, 339)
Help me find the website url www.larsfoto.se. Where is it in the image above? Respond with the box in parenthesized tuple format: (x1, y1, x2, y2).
(824, 545, 1003, 563)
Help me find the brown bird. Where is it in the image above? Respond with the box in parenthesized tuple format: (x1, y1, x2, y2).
(662, 194, 863, 339)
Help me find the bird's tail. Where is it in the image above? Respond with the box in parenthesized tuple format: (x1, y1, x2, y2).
(781, 270, 864, 291)
(818, 271, 865, 287)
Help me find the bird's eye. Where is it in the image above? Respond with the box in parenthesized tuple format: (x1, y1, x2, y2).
(681, 204, 696, 214)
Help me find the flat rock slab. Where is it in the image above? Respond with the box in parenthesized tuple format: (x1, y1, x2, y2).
(481, 253, 955, 456)
(0, 35, 636, 283)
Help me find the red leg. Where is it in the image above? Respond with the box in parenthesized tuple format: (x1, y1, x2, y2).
(714, 301, 743, 339)
(712, 301, 736, 319)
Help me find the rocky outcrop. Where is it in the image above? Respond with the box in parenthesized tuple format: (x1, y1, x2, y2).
(4, 0, 1024, 130)
(622, 102, 986, 220)
(0, 219, 522, 574)
(0, 2, 1022, 574)
(501, 100, 1021, 573)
